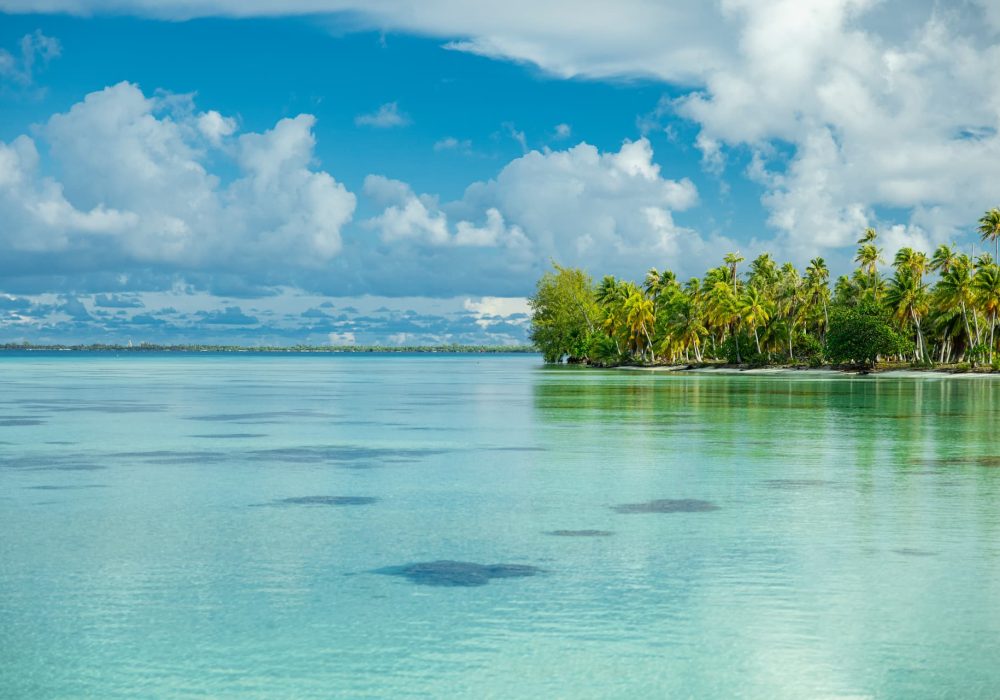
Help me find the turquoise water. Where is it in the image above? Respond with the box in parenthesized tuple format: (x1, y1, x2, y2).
(2, 353, 1000, 698)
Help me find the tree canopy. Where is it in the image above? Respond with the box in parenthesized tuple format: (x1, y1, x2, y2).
(529, 209, 1000, 369)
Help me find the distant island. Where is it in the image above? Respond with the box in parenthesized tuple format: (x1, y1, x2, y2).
(0, 343, 537, 354)
(530, 210, 1000, 372)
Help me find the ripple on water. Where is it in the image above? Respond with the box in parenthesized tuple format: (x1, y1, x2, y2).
(545, 530, 614, 537)
(612, 499, 719, 514)
(374, 560, 543, 587)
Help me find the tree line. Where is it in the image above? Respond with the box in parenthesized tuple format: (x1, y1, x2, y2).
(529, 208, 1000, 369)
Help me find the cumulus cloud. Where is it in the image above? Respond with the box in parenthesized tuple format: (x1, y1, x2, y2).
(355, 137, 729, 294)
(327, 331, 356, 345)
(354, 101, 410, 128)
(10, 0, 998, 266)
(0, 81, 355, 283)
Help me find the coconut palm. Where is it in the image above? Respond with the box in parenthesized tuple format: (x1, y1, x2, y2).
(973, 263, 1000, 363)
(740, 286, 771, 355)
(885, 269, 929, 361)
(623, 289, 656, 361)
(804, 257, 831, 335)
(855, 243, 883, 280)
(894, 247, 930, 283)
(930, 244, 958, 274)
(723, 252, 744, 294)
(934, 257, 978, 350)
(857, 227, 878, 245)
(978, 208, 1000, 260)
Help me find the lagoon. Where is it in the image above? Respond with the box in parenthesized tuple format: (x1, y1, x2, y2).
(2, 352, 1000, 698)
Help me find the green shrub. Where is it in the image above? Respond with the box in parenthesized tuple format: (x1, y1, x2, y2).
(826, 300, 912, 368)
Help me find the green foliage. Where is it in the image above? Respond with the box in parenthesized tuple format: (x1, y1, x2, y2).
(527, 214, 1000, 370)
(719, 332, 766, 365)
(826, 301, 912, 367)
(585, 333, 626, 367)
(793, 333, 825, 365)
(528, 264, 600, 363)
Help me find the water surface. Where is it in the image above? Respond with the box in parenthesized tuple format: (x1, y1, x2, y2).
(2, 353, 1000, 698)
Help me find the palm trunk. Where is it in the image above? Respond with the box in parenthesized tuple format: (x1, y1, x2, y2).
(753, 326, 761, 354)
(961, 301, 973, 350)
(991, 311, 997, 364)
(910, 308, 925, 362)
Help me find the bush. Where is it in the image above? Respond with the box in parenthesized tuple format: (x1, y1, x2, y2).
(719, 332, 766, 365)
(826, 300, 912, 368)
(793, 333, 825, 364)
(585, 334, 627, 367)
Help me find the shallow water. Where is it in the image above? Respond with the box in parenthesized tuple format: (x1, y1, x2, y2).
(2, 352, 1000, 698)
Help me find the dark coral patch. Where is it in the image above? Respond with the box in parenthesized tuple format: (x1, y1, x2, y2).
(26, 484, 108, 490)
(375, 560, 542, 587)
(762, 479, 833, 488)
(0, 419, 46, 427)
(254, 496, 378, 507)
(612, 499, 719, 514)
(191, 433, 267, 439)
(892, 548, 938, 557)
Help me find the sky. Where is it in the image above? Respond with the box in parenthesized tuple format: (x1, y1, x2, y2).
(1, 1, 999, 345)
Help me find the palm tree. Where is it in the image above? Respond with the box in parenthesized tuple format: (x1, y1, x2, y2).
(973, 263, 1000, 363)
(624, 289, 656, 362)
(723, 252, 745, 294)
(805, 257, 830, 335)
(886, 269, 929, 361)
(894, 247, 930, 283)
(596, 276, 629, 355)
(935, 258, 978, 352)
(660, 294, 707, 362)
(740, 286, 771, 355)
(978, 208, 1000, 260)
(930, 244, 958, 274)
(706, 279, 741, 362)
(855, 243, 883, 281)
(857, 227, 878, 244)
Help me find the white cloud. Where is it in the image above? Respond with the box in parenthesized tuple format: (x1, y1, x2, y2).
(0, 30, 60, 86)
(553, 123, 571, 139)
(354, 101, 410, 128)
(12, 1, 997, 265)
(503, 122, 528, 152)
(0, 82, 355, 275)
(197, 110, 237, 144)
(327, 331, 356, 345)
(433, 136, 472, 152)
(463, 296, 531, 329)
(363, 138, 725, 283)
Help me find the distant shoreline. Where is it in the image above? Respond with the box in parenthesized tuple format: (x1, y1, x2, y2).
(0, 343, 538, 354)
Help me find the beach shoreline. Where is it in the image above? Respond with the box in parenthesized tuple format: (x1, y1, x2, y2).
(608, 363, 999, 378)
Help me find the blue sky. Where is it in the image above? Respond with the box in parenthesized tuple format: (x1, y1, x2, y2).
(1, 1, 998, 345)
